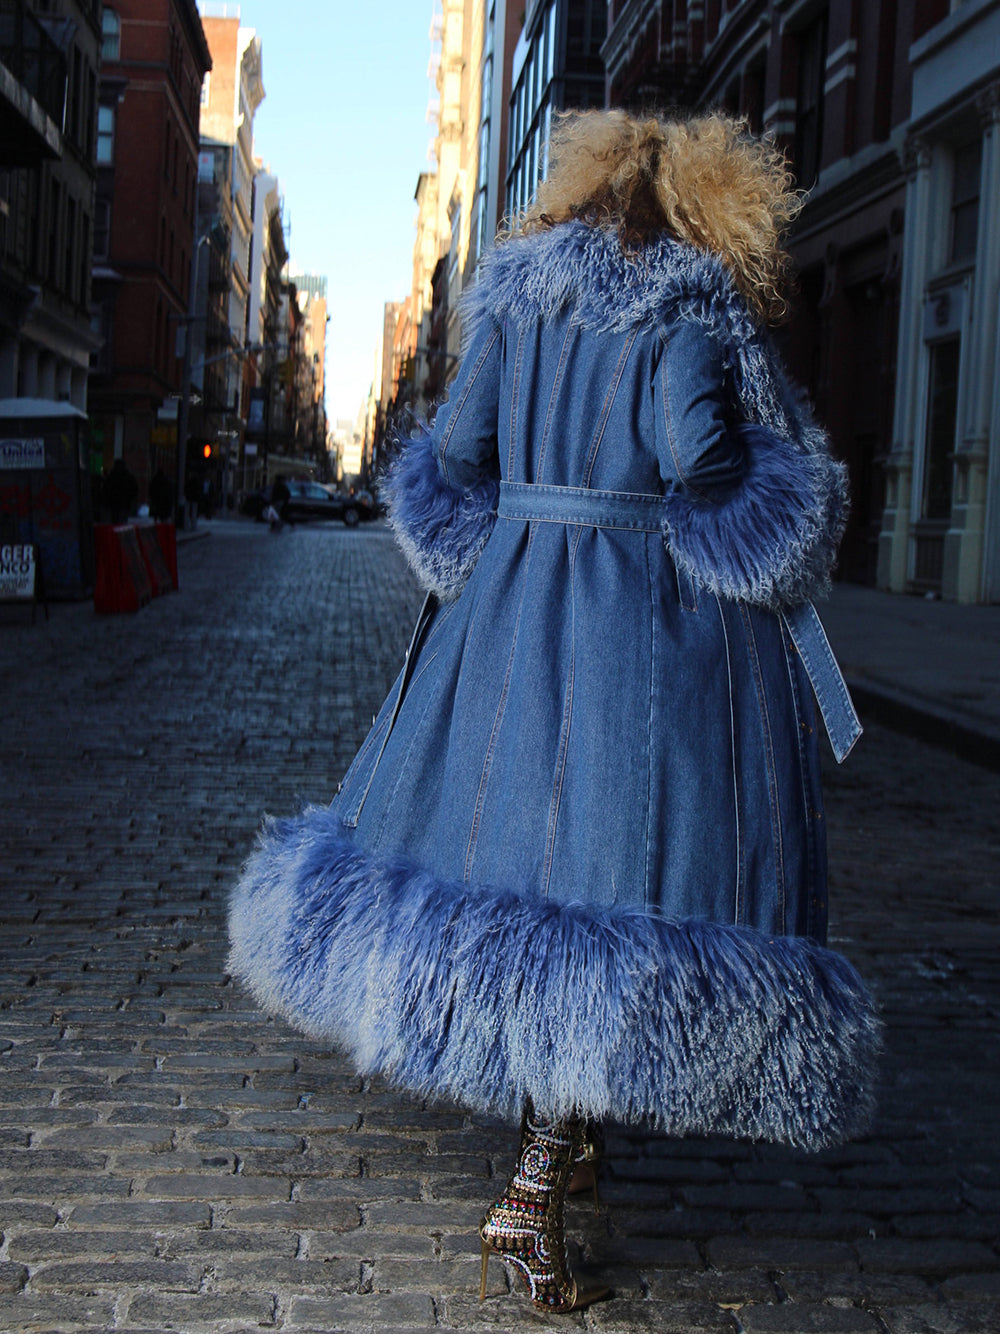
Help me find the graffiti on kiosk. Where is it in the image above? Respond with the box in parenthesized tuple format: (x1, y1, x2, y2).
(35, 474, 72, 530)
(0, 481, 32, 518)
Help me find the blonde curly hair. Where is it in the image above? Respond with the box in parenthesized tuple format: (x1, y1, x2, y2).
(513, 109, 803, 325)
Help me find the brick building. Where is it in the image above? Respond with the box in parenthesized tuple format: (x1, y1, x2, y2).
(0, 0, 102, 412)
(88, 0, 212, 502)
(0, 0, 102, 598)
(603, 0, 1000, 602)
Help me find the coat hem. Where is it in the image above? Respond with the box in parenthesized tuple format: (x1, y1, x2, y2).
(228, 804, 880, 1149)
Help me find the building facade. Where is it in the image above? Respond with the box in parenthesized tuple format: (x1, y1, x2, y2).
(505, 0, 607, 219)
(471, 0, 523, 263)
(0, 0, 102, 414)
(604, 0, 1000, 602)
(89, 0, 211, 500)
(880, 0, 1000, 603)
(199, 6, 264, 488)
(187, 137, 236, 508)
(289, 273, 329, 475)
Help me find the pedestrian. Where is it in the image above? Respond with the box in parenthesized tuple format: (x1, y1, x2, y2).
(148, 468, 174, 522)
(229, 110, 881, 1315)
(103, 457, 138, 524)
(270, 473, 291, 527)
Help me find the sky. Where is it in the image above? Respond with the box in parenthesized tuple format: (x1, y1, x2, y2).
(223, 1, 437, 426)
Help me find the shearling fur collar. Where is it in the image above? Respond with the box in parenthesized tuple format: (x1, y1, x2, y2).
(462, 221, 760, 344)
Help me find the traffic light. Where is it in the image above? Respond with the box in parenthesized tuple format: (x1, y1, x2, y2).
(202, 443, 212, 460)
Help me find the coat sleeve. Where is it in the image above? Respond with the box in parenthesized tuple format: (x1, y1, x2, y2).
(383, 319, 502, 601)
(655, 319, 848, 611)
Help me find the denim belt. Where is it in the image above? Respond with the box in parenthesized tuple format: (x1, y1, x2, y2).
(497, 480, 862, 763)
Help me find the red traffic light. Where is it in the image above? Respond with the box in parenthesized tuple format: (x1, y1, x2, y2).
(202, 444, 212, 459)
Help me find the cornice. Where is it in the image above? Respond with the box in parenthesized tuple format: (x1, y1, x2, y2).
(601, 0, 660, 76)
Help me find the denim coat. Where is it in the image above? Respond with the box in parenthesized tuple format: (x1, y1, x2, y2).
(229, 223, 880, 1149)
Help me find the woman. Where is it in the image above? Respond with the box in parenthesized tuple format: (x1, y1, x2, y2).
(229, 110, 880, 1314)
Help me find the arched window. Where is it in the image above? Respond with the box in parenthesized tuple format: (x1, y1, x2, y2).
(101, 10, 120, 62)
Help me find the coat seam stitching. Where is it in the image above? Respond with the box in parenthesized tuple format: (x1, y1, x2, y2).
(464, 524, 536, 881)
(535, 322, 576, 485)
(583, 328, 638, 488)
(739, 603, 786, 924)
(438, 326, 501, 486)
(715, 596, 742, 923)
(541, 523, 584, 896)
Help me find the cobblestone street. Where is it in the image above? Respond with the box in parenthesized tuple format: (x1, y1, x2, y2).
(0, 521, 997, 1334)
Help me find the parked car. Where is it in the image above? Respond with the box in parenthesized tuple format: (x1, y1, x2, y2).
(282, 480, 377, 526)
(242, 480, 376, 526)
(319, 484, 377, 527)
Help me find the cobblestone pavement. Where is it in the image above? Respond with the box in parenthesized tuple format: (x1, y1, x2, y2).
(0, 521, 997, 1334)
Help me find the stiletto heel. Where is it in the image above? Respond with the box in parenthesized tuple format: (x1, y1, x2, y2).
(479, 1235, 489, 1300)
(568, 1120, 604, 1214)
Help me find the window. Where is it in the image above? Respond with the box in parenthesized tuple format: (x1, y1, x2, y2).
(921, 338, 960, 520)
(101, 9, 120, 62)
(949, 139, 981, 265)
(743, 59, 766, 135)
(96, 104, 115, 164)
(79, 214, 90, 305)
(794, 12, 828, 187)
(94, 198, 111, 259)
(69, 47, 82, 145)
(48, 181, 61, 284)
(85, 68, 96, 157)
(65, 196, 76, 297)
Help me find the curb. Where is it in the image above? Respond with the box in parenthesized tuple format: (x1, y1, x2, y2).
(176, 527, 211, 546)
(845, 676, 1000, 774)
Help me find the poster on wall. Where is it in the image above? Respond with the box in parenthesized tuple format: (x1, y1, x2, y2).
(0, 543, 36, 600)
(0, 439, 45, 470)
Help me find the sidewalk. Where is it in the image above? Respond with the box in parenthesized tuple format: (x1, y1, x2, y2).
(820, 583, 1000, 769)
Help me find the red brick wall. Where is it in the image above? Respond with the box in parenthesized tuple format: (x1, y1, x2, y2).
(102, 0, 209, 401)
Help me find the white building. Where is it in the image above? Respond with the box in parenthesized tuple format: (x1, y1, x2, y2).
(880, 0, 1000, 602)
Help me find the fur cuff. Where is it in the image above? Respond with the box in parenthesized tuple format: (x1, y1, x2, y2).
(229, 806, 880, 1148)
(662, 424, 848, 610)
(382, 426, 499, 600)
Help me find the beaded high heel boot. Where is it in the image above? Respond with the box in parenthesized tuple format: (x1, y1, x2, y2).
(479, 1109, 609, 1313)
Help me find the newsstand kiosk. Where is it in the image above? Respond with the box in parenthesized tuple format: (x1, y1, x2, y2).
(0, 400, 94, 601)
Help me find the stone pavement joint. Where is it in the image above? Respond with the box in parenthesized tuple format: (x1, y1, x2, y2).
(0, 520, 997, 1333)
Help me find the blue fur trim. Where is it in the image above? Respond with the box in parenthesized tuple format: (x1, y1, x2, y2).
(461, 222, 759, 347)
(462, 228, 837, 452)
(382, 424, 499, 600)
(662, 423, 849, 610)
(229, 808, 880, 1148)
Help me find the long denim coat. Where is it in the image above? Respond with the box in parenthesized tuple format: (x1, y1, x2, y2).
(229, 223, 880, 1149)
